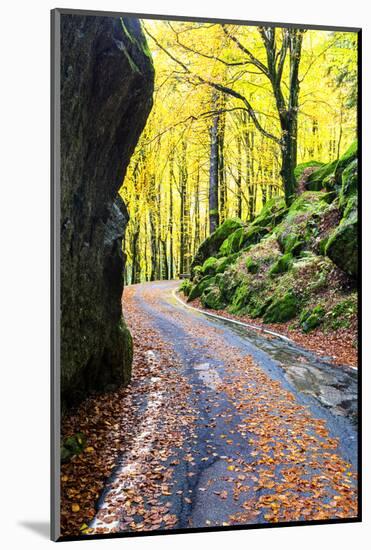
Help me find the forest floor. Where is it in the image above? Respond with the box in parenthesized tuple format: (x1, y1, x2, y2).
(178, 295, 358, 369)
(61, 280, 358, 538)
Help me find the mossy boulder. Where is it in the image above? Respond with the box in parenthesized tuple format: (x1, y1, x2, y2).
(215, 255, 238, 274)
(191, 218, 243, 273)
(325, 209, 358, 278)
(276, 192, 329, 255)
(179, 279, 193, 297)
(334, 140, 357, 185)
(306, 160, 338, 191)
(339, 158, 358, 209)
(201, 256, 218, 275)
(263, 292, 300, 323)
(218, 267, 245, 302)
(269, 253, 293, 276)
(246, 256, 259, 273)
(300, 305, 325, 332)
(201, 285, 225, 309)
(220, 227, 245, 256)
(188, 276, 215, 302)
(294, 161, 324, 181)
(228, 283, 251, 314)
(251, 196, 288, 229)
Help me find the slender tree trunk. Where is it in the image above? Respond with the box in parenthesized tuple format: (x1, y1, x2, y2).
(236, 134, 243, 218)
(149, 208, 157, 281)
(218, 110, 227, 223)
(131, 227, 140, 284)
(194, 160, 200, 253)
(209, 94, 220, 234)
(179, 141, 188, 273)
(160, 239, 169, 279)
(169, 180, 174, 279)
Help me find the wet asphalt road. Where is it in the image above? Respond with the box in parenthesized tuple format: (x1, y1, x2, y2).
(130, 281, 358, 528)
(91, 280, 358, 532)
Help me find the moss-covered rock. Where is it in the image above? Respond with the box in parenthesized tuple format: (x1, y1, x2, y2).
(228, 283, 251, 314)
(179, 278, 193, 297)
(191, 219, 243, 273)
(263, 292, 300, 323)
(328, 295, 357, 329)
(201, 256, 218, 275)
(251, 196, 287, 228)
(215, 256, 230, 274)
(220, 227, 245, 256)
(294, 161, 324, 181)
(275, 191, 330, 255)
(218, 266, 245, 302)
(300, 305, 325, 332)
(339, 158, 358, 209)
(246, 256, 259, 273)
(201, 285, 225, 309)
(188, 275, 216, 302)
(306, 160, 338, 191)
(325, 209, 358, 278)
(269, 253, 293, 275)
(334, 140, 357, 185)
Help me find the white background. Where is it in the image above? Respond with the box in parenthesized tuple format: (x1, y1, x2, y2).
(0, 0, 369, 548)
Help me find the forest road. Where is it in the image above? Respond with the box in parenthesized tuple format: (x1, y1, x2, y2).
(90, 280, 358, 534)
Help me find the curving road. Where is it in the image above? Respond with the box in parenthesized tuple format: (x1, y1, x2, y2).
(89, 280, 358, 534)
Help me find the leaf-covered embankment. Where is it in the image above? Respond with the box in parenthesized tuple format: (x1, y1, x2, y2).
(182, 142, 358, 367)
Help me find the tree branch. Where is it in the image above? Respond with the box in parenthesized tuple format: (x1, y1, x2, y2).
(144, 24, 280, 144)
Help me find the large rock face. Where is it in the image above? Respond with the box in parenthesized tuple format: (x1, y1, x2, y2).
(60, 15, 154, 409)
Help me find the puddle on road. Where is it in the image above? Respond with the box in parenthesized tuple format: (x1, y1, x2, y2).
(168, 290, 358, 426)
(194, 362, 222, 390)
(211, 319, 358, 425)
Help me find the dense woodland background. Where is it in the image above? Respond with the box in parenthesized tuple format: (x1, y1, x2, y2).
(120, 20, 357, 283)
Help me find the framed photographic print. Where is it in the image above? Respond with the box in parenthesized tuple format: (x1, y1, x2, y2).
(51, 7, 361, 541)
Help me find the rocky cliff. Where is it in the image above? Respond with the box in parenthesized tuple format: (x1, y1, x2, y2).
(60, 15, 154, 409)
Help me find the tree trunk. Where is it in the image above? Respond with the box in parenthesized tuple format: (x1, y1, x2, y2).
(236, 134, 243, 218)
(218, 110, 227, 223)
(194, 160, 201, 253)
(131, 227, 140, 284)
(209, 96, 220, 234)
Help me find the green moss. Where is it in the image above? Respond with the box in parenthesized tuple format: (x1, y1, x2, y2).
(220, 227, 245, 255)
(306, 160, 338, 191)
(325, 209, 358, 278)
(179, 279, 193, 297)
(339, 158, 358, 208)
(269, 253, 293, 276)
(278, 233, 304, 255)
(201, 285, 225, 309)
(263, 292, 300, 323)
(334, 140, 357, 184)
(294, 161, 324, 181)
(246, 256, 259, 273)
(228, 283, 251, 314)
(201, 256, 218, 275)
(191, 218, 243, 273)
(328, 295, 357, 329)
(188, 276, 215, 301)
(300, 305, 325, 332)
(251, 197, 287, 229)
(215, 256, 232, 273)
(218, 267, 244, 302)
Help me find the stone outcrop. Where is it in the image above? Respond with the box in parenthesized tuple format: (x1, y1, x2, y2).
(60, 15, 154, 409)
